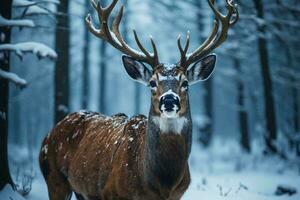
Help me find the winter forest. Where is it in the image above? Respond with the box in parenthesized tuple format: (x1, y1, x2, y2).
(0, 0, 300, 199)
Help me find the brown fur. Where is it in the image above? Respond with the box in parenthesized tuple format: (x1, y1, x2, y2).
(39, 111, 190, 200)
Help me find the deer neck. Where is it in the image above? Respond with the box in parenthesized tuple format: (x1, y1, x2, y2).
(142, 105, 192, 190)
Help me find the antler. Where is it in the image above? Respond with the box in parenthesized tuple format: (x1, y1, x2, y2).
(178, 0, 239, 68)
(85, 0, 160, 68)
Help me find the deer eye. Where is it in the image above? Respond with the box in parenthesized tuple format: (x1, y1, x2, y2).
(181, 81, 188, 88)
(149, 80, 157, 88)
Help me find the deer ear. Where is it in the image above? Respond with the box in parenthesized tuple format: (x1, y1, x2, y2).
(187, 54, 216, 85)
(122, 56, 152, 85)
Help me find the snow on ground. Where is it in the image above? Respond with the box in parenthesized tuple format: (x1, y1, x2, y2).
(1, 140, 299, 200)
(183, 171, 300, 200)
(0, 184, 26, 200)
(182, 139, 300, 200)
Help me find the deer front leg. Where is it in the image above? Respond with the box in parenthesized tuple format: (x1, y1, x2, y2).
(44, 169, 72, 200)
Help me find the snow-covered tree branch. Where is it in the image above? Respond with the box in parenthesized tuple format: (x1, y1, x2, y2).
(0, 42, 57, 60)
(0, 69, 27, 88)
(13, 0, 60, 8)
(0, 15, 35, 28)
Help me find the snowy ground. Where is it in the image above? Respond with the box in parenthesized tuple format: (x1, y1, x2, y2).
(1, 140, 300, 200)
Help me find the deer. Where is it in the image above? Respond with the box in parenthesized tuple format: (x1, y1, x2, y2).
(39, 0, 238, 199)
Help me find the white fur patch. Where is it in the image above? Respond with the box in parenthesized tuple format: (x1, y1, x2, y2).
(160, 105, 179, 118)
(159, 89, 180, 101)
(158, 73, 168, 81)
(158, 73, 181, 81)
(152, 116, 187, 134)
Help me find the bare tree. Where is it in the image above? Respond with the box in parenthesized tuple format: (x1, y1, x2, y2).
(234, 58, 250, 152)
(98, 0, 108, 113)
(54, 0, 70, 123)
(253, 0, 278, 154)
(0, 0, 14, 190)
(194, 0, 214, 147)
(0, 0, 57, 189)
(98, 40, 108, 113)
(83, 0, 91, 109)
(270, 1, 300, 156)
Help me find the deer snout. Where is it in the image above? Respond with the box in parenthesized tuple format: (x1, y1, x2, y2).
(159, 91, 181, 117)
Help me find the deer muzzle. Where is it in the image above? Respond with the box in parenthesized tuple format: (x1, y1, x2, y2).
(159, 90, 181, 118)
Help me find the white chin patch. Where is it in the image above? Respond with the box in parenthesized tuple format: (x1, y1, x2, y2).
(152, 116, 188, 134)
(162, 110, 178, 118)
(160, 104, 179, 118)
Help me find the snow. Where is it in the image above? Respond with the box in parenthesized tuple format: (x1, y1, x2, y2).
(24, 6, 50, 16)
(13, 0, 60, 7)
(58, 104, 69, 113)
(0, 184, 25, 200)
(193, 114, 211, 128)
(0, 42, 57, 60)
(183, 171, 300, 200)
(182, 140, 300, 200)
(0, 111, 6, 120)
(41, 144, 48, 154)
(0, 69, 27, 88)
(0, 15, 35, 28)
(13, 0, 36, 7)
(2, 140, 299, 200)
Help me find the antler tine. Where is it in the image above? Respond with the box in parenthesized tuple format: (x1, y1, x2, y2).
(85, 0, 160, 69)
(184, 31, 190, 53)
(105, 0, 119, 15)
(177, 31, 190, 65)
(111, 7, 152, 61)
(133, 30, 152, 58)
(150, 36, 159, 66)
(177, 35, 184, 64)
(228, 1, 239, 26)
(133, 31, 160, 67)
(91, 0, 97, 10)
(180, 0, 239, 68)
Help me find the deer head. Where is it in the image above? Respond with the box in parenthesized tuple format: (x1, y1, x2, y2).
(85, 0, 239, 120)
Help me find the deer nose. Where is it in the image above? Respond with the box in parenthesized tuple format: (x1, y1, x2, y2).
(159, 94, 180, 112)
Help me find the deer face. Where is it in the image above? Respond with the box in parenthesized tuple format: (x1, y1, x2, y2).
(122, 54, 216, 118)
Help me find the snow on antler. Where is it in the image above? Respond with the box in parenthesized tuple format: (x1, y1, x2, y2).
(0, 42, 57, 60)
(0, 69, 27, 88)
(0, 15, 35, 28)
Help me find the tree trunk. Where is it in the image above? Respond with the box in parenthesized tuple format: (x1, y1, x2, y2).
(271, 1, 299, 156)
(82, 0, 90, 109)
(254, 0, 278, 154)
(292, 87, 299, 156)
(134, 85, 141, 114)
(234, 58, 250, 152)
(99, 40, 107, 114)
(0, 0, 14, 190)
(201, 79, 213, 147)
(122, 0, 140, 114)
(54, 0, 70, 123)
(195, 0, 213, 147)
(284, 46, 299, 156)
(98, 0, 107, 114)
(293, 87, 299, 133)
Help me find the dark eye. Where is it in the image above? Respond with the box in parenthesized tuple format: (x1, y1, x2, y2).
(149, 80, 157, 88)
(181, 81, 188, 88)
